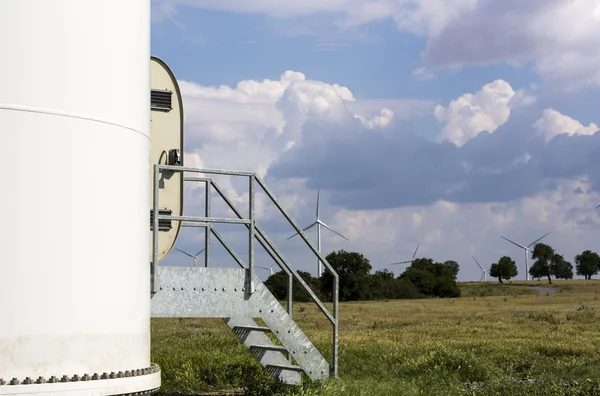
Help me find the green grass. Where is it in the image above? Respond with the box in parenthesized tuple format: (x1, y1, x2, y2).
(151, 280, 600, 395)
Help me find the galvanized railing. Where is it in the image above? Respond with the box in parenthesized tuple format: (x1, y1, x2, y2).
(151, 164, 340, 378)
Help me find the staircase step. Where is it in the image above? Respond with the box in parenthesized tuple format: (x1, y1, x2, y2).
(251, 274, 331, 382)
(233, 325, 271, 332)
(267, 363, 304, 372)
(224, 317, 302, 385)
(250, 344, 288, 353)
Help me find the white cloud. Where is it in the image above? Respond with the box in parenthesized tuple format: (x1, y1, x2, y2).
(533, 108, 599, 143)
(434, 79, 534, 147)
(310, 178, 600, 281)
(155, 0, 600, 89)
(177, 70, 429, 223)
(355, 108, 395, 129)
(347, 98, 435, 120)
(412, 67, 437, 81)
(164, 71, 600, 283)
(179, 70, 431, 175)
(414, 0, 600, 89)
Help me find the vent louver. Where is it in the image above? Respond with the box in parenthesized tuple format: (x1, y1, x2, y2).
(151, 89, 172, 112)
(150, 209, 173, 232)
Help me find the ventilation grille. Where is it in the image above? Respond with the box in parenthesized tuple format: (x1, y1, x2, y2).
(151, 89, 172, 112)
(150, 209, 173, 232)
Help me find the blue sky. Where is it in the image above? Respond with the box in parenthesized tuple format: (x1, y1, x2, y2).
(152, 6, 539, 102)
(152, 0, 600, 282)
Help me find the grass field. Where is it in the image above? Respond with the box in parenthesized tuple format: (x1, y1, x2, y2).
(152, 280, 600, 395)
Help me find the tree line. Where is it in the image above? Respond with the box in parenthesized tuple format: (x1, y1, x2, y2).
(488, 243, 600, 284)
(264, 249, 461, 302)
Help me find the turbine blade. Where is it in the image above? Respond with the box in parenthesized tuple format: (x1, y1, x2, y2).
(390, 260, 412, 265)
(527, 232, 551, 248)
(500, 236, 526, 250)
(319, 221, 349, 240)
(412, 244, 420, 260)
(316, 187, 320, 220)
(286, 221, 318, 240)
(174, 247, 195, 259)
(194, 248, 206, 257)
(472, 256, 484, 271)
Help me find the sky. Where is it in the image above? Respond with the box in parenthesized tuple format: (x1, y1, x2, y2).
(152, 0, 600, 282)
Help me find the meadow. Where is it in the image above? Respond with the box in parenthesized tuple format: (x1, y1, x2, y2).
(152, 280, 600, 395)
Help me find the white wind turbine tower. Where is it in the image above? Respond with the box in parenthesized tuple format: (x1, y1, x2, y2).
(287, 187, 348, 276)
(174, 247, 205, 267)
(500, 232, 551, 281)
(472, 256, 487, 282)
(390, 244, 420, 267)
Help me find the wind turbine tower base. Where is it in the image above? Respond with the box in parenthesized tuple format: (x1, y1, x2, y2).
(0, 368, 161, 396)
(0, 0, 160, 395)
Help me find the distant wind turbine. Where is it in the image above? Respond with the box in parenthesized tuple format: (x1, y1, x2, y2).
(500, 232, 550, 280)
(472, 256, 487, 282)
(257, 264, 275, 277)
(287, 187, 348, 276)
(174, 247, 205, 267)
(391, 244, 420, 266)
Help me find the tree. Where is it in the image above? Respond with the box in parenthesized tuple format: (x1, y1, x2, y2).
(489, 256, 518, 283)
(529, 248, 574, 283)
(264, 270, 287, 300)
(552, 254, 574, 280)
(531, 243, 556, 284)
(400, 262, 461, 298)
(410, 257, 435, 270)
(574, 250, 600, 280)
(320, 250, 372, 301)
(367, 269, 397, 300)
(264, 270, 320, 302)
(443, 260, 460, 279)
(393, 278, 421, 299)
(528, 260, 549, 281)
(400, 267, 436, 295)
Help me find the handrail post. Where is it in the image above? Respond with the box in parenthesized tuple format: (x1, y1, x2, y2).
(333, 275, 339, 377)
(254, 176, 339, 379)
(247, 174, 255, 294)
(288, 272, 293, 362)
(287, 273, 293, 316)
(151, 164, 160, 294)
(165, 166, 339, 379)
(205, 180, 211, 267)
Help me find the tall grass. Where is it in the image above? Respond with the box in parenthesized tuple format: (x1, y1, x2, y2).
(152, 280, 600, 395)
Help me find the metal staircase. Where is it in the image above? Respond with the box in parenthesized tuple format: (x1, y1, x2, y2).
(149, 165, 339, 386)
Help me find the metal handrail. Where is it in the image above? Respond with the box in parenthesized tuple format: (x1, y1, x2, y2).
(151, 164, 339, 378)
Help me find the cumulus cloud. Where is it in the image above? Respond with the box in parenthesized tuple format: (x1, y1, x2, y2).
(165, 70, 600, 281)
(176, 70, 432, 225)
(434, 79, 535, 147)
(179, 70, 430, 175)
(354, 108, 395, 129)
(533, 108, 599, 143)
(267, 77, 600, 213)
